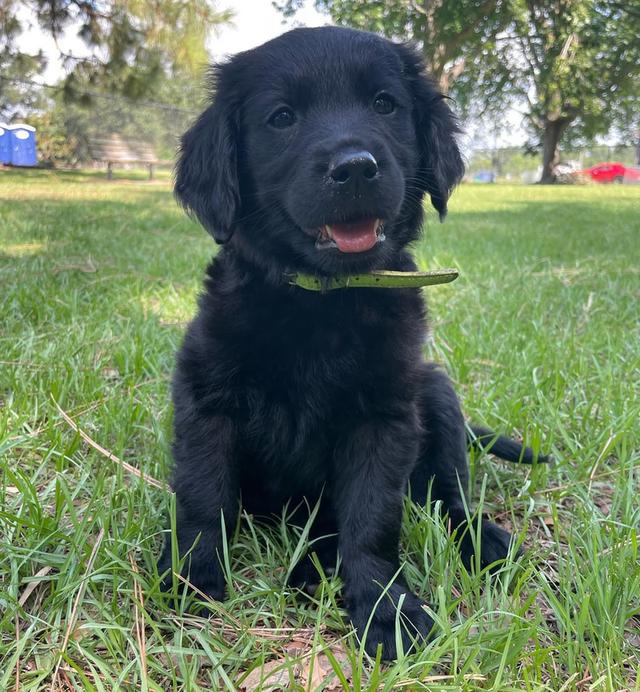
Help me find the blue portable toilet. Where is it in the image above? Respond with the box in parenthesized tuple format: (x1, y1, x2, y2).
(9, 124, 38, 167)
(0, 123, 11, 164)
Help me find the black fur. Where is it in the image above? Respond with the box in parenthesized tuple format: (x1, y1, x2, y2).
(159, 27, 542, 660)
(467, 425, 550, 464)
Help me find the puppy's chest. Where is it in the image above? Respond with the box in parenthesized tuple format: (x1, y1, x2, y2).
(236, 298, 419, 488)
(242, 292, 422, 396)
(232, 292, 422, 445)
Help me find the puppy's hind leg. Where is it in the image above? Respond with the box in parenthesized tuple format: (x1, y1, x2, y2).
(410, 363, 519, 571)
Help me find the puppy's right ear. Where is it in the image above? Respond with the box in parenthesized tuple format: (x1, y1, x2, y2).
(174, 67, 239, 244)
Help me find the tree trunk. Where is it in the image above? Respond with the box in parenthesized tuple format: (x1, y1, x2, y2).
(539, 119, 569, 183)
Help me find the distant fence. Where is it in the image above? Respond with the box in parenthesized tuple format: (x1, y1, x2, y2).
(0, 75, 201, 170)
(2, 75, 638, 180)
(467, 145, 638, 183)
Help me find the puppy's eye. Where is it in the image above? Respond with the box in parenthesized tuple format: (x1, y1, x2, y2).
(269, 107, 296, 129)
(373, 93, 395, 115)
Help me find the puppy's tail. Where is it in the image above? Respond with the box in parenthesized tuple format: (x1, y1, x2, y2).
(467, 424, 551, 464)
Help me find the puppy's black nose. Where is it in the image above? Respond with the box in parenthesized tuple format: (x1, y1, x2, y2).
(329, 150, 379, 184)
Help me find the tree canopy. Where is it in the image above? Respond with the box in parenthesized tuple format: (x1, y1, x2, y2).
(276, 0, 512, 93)
(1, 0, 232, 104)
(1, 1, 46, 118)
(1, 0, 233, 163)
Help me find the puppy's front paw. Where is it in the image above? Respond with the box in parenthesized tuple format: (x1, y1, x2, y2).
(288, 554, 336, 595)
(457, 518, 521, 572)
(349, 585, 434, 660)
(157, 544, 226, 603)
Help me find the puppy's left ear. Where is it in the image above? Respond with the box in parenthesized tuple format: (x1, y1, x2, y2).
(174, 65, 240, 243)
(397, 44, 465, 220)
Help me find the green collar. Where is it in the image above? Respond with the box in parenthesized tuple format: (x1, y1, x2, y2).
(286, 268, 459, 291)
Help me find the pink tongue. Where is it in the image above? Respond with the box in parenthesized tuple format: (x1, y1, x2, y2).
(328, 219, 378, 253)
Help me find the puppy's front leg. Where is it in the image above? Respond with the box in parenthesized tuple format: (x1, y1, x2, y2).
(333, 419, 433, 659)
(159, 414, 238, 602)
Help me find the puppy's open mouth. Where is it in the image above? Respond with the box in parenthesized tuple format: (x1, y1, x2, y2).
(315, 218, 385, 254)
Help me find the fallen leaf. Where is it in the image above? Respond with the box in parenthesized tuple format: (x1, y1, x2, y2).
(238, 644, 352, 692)
(240, 659, 300, 691)
(307, 653, 329, 690)
(306, 647, 352, 691)
(18, 566, 54, 607)
(101, 367, 120, 380)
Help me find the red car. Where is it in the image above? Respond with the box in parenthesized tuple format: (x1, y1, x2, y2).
(579, 162, 640, 183)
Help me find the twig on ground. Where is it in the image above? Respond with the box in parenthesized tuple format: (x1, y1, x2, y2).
(128, 554, 148, 685)
(9, 376, 168, 443)
(15, 566, 54, 691)
(53, 398, 169, 491)
(50, 528, 105, 691)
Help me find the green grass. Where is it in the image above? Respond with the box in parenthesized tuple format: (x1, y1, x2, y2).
(1, 168, 639, 690)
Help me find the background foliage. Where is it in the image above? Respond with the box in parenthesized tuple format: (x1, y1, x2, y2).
(2, 0, 639, 177)
(277, 0, 640, 180)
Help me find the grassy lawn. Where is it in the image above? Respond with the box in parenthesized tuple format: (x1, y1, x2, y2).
(1, 168, 638, 690)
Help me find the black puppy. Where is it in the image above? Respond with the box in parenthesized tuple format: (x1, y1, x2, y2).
(159, 27, 542, 659)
